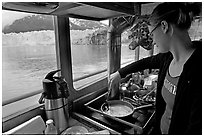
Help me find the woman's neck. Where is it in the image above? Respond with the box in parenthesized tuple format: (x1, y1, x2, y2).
(169, 31, 195, 64)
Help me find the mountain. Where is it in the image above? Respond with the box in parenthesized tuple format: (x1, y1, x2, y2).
(2, 15, 108, 34)
(3, 15, 53, 34)
(69, 18, 107, 30)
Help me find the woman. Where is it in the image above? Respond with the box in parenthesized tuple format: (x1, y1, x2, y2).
(108, 2, 201, 135)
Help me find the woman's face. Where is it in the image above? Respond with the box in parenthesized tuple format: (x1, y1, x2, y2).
(149, 22, 170, 53)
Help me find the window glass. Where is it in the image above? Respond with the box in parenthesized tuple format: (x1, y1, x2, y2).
(121, 31, 135, 67)
(121, 31, 151, 67)
(189, 18, 202, 41)
(121, 45, 151, 66)
(2, 10, 57, 117)
(70, 18, 108, 88)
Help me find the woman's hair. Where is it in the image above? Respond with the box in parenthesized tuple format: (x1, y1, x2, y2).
(149, 2, 201, 30)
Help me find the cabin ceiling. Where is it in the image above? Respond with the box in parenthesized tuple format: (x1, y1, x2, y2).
(2, 2, 155, 21)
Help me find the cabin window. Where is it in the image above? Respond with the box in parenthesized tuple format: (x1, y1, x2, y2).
(70, 18, 108, 89)
(121, 31, 135, 67)
(121, 30, 152, 68)
(2, 10, 57, 117)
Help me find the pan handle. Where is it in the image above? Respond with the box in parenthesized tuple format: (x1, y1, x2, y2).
(133, 103, 154, 111)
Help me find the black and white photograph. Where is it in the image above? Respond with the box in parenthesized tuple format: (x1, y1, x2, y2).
(2, 2, 202, 135)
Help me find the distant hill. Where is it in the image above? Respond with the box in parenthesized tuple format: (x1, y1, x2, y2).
(2, 14, 132, 45)
(2, 15, 108, 34)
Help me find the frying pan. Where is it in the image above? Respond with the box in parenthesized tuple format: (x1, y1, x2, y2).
(101, 100, 153, 118)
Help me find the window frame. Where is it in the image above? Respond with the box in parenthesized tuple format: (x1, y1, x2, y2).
(52, 16, 109, 103)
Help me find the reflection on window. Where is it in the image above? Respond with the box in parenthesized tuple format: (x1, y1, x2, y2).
(2, 10, 57, 117)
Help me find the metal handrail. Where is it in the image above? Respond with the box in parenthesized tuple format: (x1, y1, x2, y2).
(2, 60, 134, 106)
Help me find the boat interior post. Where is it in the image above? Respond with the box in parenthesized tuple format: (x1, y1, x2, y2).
(2, 2, 202, 135)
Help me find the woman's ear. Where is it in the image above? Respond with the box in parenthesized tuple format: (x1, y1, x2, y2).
(161, 20, 169, 34)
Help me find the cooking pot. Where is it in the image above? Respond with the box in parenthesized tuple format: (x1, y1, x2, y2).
(101, 100, 153, 118)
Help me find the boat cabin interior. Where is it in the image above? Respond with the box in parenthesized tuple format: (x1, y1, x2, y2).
(2, 2, 202, 135)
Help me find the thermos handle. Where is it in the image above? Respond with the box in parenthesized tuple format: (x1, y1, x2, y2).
(38, 92, 46, 104)
(53, 77, 69, 98)
(45, 69, 61, 81)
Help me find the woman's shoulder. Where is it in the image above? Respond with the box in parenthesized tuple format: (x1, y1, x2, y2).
(184, 40, 202, 70)
(192, 40, 202, 50)
(192, 40, 202, 45)
(192, 40, 202, 57)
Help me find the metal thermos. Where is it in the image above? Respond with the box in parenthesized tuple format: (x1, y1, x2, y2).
(39, 70, 69, 133)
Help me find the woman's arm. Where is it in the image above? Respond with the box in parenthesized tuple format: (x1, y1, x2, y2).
(108, 52, 171, 100)
(118, 52, 170, 78)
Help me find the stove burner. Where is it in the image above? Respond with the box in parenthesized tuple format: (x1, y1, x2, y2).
(79, 92, 155, 134)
